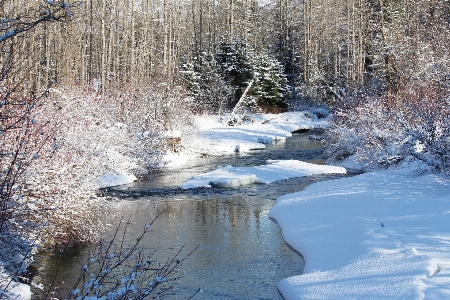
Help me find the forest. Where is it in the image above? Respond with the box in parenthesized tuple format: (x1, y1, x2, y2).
(1, 0, 450, 298)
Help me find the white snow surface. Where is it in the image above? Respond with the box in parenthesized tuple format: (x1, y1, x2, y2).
(269, 169, 450, 299)
(6, 110, 447, 299)
(97, 171, 137, 188)
(199, 112, 328, 153)
(181, 111, 329, 156)
(180, 160, 346, 189)
(0, 267, 31, 300)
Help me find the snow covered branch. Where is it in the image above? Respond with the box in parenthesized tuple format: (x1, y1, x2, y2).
(325, 84, 450, 173)
(0, 1, 76, 43)
(53, 214, 198, 300)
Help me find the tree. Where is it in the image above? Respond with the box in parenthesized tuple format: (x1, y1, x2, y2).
(250, 53, 289, 112)
(181, 52, 233, 113)
(0, 0, 81, 281)
(182, 41, 290, 113)
(215, 41, 254, 106)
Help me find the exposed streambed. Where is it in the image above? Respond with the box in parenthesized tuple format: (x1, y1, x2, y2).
(33, 130, 354, 299)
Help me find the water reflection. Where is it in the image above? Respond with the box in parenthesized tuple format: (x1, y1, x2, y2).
(112, 194, 304, 299)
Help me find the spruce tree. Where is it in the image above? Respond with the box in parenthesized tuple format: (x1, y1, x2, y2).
(251, 53, 289, 112)
(215, 41, 254, 107)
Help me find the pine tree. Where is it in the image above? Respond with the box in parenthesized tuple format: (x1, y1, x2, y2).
(251, 53, 289, 112)
(180, 59, 201, 99)
(215, 41, 254, 107)
(182, 42, 290, 113)
(180, 52, 233, 113)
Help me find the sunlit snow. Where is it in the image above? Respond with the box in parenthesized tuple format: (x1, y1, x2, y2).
(189, 111, 328, 155)
(200, 112, 328, 153)
(269, 169, 450, 299)
(180, 160, 346, 189)
(98, 172, 137, 188)
(6, 108, 447, 299)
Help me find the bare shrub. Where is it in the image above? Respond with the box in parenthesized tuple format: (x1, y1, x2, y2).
(396, 86, 450, 172)
(325, 82, 450, 173)
(325, 96, 401, 168)
(0, 79, 57, 280)
(41, 215, 198, 300)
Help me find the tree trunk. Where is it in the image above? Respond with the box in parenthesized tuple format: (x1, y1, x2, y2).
(101, 0, 107, 93)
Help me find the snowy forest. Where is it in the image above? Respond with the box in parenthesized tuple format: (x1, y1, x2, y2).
(1, 0, 450, 298)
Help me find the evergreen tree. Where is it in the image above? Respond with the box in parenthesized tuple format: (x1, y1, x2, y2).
(181, 42, 290, 113)
(251, 53, 289, 112)
(215, 41, 254, 107)
(181, 53, 233, 113)
(180, 59, 201, 99)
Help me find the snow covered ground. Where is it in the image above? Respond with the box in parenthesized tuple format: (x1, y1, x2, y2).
(99, 111, 330, 186)
(192, 111, 329, 153)
(175, 111, 344, 190)
(164, 111, 330, 167)
(98, 171, 138, 188)
(269, 168, 450, 299)
(0, 273, 31, 300)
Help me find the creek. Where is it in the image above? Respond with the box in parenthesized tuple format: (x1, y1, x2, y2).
(33, 130, 352, 299)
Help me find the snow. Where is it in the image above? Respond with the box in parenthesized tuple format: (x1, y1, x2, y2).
(98, 171, 137, 188)
(269, 169, 450, 299)
(163, 151, 192, 167)
(168, 110, 450, 298)
(0, 267, 31, 300)
(180, 160, 346, 189)
(165, 129, 182, 138)
(164, 111, 329, 165)
(175, 111, 335, 189)
(196, 112, 328, 153)
(6, 107, 447, 299)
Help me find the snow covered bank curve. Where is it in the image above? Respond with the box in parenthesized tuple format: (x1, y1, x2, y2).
(187, 111, 330, 155)
(98, 172, 138, 188)
(180, 160, 346, 189)
(269, 170, 450, 299)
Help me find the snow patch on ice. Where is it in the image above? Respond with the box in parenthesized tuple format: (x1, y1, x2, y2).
(180, 160, 346, 189)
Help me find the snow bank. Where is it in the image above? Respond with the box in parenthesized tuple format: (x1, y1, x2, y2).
(269, 170, 450, 299)
(0, 268, 31, 300)
(182, 111, 329, 156)
(97, 111, 328, 186)
(180, 160, 346, 189)
(98, 171, 137, 188)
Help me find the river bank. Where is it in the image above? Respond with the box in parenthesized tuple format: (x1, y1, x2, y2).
(33, 120, 338, 299)
(171, 111, 450, 299)
(270, 167, 450, 299)
(1, 109, 331, 299)
(6, 109, 449, 299)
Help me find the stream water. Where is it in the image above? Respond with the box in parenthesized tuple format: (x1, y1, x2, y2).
(33, 130, 352, 299)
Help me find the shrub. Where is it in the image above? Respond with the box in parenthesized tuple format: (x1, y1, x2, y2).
(0, 80, 194, 294)
(325, 85, 450, 173)
(51, 215, 200, 300)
